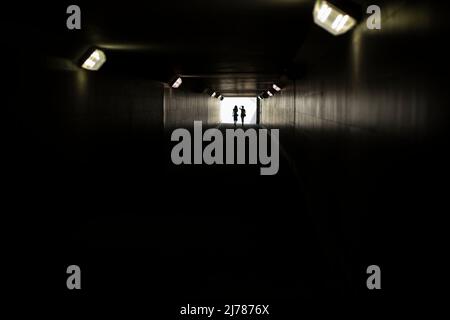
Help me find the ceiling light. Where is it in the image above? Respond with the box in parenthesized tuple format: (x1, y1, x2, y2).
(272, 84, 281, 92)
(257, 96, 263, 100)
(267, 91, 274, 97)
(211, 92, 217, 98)
(313, 0, 356, 36)
(81, 49, 106, 71)
(171, 77, 183, 89)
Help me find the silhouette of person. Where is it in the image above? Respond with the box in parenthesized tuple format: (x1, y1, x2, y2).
(240, 106, 246, 126)
(232, 106, 239, 127)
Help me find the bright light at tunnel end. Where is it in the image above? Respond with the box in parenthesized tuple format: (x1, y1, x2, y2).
(220, 97, 257, 125)
(81, 49, 107, 71)
(313, 0, 356, 36)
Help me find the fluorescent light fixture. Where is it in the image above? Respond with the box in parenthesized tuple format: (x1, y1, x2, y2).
(81, 49, 106, 71)
(313, 0, 356, 36)
(211, 92, 217, 98)
(257, 96, 263, 100)
(218, 95, 223, 99)
(219, 95, 224, 101)
(267, 90, 274, 97)
(171, 77, 183, 88)
(272, 84, 281, 92)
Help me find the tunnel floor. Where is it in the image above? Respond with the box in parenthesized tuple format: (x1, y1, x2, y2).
(21, 123, 371, 315)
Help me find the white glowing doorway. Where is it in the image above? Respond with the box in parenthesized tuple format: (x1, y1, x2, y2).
(220, 97, 257, 125)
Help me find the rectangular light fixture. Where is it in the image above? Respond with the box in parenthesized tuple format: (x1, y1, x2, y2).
(81, 49, 106, 71)
(313, 0, 356, 36)
(211, 92, 217, 98)
(272, 84, 281, 92)
(267, 90, 274, 97)
(171, 77, 183, 88)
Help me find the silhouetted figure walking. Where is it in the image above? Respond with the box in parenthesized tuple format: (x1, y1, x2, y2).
(240, 106, 246, 126)
(232, 106, 239, 127)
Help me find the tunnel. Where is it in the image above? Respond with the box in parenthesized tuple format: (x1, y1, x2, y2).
(6, 0, 449, 316)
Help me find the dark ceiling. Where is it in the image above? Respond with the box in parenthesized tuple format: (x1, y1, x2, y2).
(14, 0, 319, 96)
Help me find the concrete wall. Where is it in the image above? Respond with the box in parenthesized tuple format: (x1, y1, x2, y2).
(7, 55, 166, 217)
(260, 0, 449, 294)
(262, 1, 449, 138)
(164, 87, 221, 129)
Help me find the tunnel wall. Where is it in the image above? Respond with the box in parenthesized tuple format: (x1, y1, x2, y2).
(260, 0, 449, 294)
(164, 87, 221, 129)
(262, 1, 448, 138)
(13, 58, 164, 151)
(8, 56, 166, 215)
